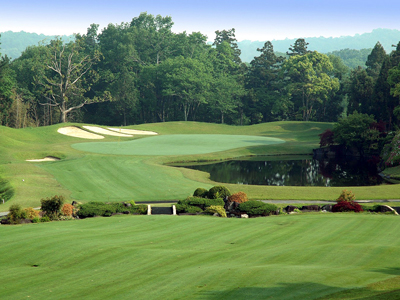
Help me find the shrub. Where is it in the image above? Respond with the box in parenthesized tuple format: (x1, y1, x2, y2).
(126, 204, 147, 215)
(77, 202, 116, 218)
(178, 197, 224, 210)
(176, 203, 203, 214)
(332, 201, 363, 213)
(41, 216, 51, 222)
(61, 203, 74, 217)
(186, 205, 204, 214)
(128, 200, 136, 206)
(32, 217, 41, 223)
(208, 186, 231, 199)
(24, 207, 39, 220)
(238, 200, 277, 216)
(204, 205, 227, 217)
(8, 204, 27, 224)
(319, 129, 335, 147)
(193, 188, 208, 198)
(41, 195, 65, 220)
(333, 189, 363, 213)
(76, 202, 147, 218)
(228, 192, 248, 203)
(337, 190, 355, 202)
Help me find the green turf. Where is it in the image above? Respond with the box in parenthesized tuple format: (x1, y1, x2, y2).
(1, 120, 400, 210)
(1, 214, 400, 299)
(40, 155, 212, 202)
(72, 134, 285, 156)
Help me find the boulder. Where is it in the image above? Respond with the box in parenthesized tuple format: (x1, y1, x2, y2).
(285, 205, 298, 213)
(240, 214, 249, 219)
(224, 201, 239, 212)
(301, 205, 320, 212)
(321, 205, 333, 212)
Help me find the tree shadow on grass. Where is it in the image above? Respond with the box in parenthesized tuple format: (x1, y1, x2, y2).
(198, 279, 400, 300)
(198, 282, 345, 300)
(370, 267, 400, 276)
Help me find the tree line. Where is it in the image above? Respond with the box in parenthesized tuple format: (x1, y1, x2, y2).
(1, 12, 400, 129)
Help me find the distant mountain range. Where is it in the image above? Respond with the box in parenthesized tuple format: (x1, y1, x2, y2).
(238, 28, 400, 62)
(0, 31, 73, 59)
(1, 28, 400, 63)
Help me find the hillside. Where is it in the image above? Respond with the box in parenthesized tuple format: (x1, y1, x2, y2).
(0, 31, 73, 59)
(2, 28, 400, 63)
(238, 28, 400, 62)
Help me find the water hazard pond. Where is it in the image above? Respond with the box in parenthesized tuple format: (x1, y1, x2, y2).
(173, 156, 383, 187)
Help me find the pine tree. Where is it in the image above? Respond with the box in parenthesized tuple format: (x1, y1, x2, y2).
(366, 42, 387, 79)
(286, 38, 310, 56)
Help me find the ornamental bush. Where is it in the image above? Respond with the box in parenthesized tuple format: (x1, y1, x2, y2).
(24, 207, 39, 220)
(193, 188, 208, 198)
(76, 202, 147, 218)
(61, 203, 74, 217)
(332, 201, 363, 213)
(176, 203, 203, 214)
(41, 195, 65, 220)
(228, 192, 248, 203)
(204, 205, 227, 217)
(178, 197, 224, 210)
(238, 200, 277, 216)
(208, 186, 231, 199)
(337, 190, 356, 202)
(332, 189, 363, 213)
(8, 204, 27, 224)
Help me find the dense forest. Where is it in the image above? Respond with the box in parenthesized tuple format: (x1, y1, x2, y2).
(1, 12, 400, 129)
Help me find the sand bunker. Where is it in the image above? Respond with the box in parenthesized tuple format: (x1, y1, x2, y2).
(58, 126, 104, 139)
(83, 126, 132, 137)
(26, 157, 60, 162)
(107, 128, 158, 135)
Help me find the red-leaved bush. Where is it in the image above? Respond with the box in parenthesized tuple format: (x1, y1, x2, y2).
(332, 189, 363, 213)
(332, 201, 363, 213)
(228, 192, 249, 203)
(319, 129, 334, 147)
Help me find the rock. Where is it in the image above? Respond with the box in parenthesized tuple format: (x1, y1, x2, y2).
(123, 202, 132, 207)
(213, 213, 219, 217)
(301, 205, 320, 212)
(0, 218, 10, 225)
(321, 205, 332, 212)
(240, 214, 249, 219)
(285, 205, 298, 213)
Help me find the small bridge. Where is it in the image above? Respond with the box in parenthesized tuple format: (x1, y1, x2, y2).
(147, 205, 176, 215)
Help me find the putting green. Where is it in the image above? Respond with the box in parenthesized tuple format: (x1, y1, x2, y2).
(72, 134, 285, 156)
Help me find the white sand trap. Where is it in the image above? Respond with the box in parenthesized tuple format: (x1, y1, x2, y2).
(58, 126, 104, 139)
(107, 128, 158, 135)
(83, 126, 132, 137)
(26, 157, 60, 162)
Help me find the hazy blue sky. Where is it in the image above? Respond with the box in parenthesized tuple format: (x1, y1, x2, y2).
(1, 0, 400, 41)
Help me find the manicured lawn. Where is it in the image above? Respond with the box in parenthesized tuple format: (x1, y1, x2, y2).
(1, 120, 400, 209)
(41, 155, 212, 202)
(72, 134, 285, 156)
(1, 213, 400, 299)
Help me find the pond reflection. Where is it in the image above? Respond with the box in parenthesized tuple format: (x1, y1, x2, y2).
(175, 156, 383, 187)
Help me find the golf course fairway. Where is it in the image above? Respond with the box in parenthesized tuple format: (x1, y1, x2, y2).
(1, 120, 400, 208)
(72, 134, 285, 156)
(2, 214, 400, 299)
